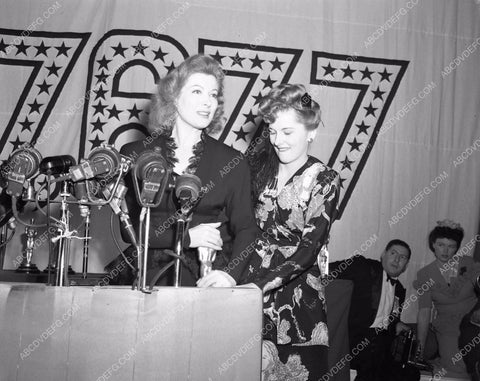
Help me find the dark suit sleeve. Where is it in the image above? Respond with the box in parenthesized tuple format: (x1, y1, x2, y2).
(329, 255, 366, 283)
(220, 159, 259, 282)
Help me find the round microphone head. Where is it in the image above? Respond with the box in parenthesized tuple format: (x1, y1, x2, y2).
(8, 146, 42, 179)
(40, 155, 76, 175)
(135, 148, 167, 180)
(87, 146, 121, 179)
(175, 174, 202, 201)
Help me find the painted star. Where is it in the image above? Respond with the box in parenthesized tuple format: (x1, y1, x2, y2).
(89, 135, 105, 149)
(15, 41, 29, 55)
(378, 68, 393, 82)
(10, 136, 25, 151)
(340, 156, 355, 171)
(210, 50, 225, 64)
(127, 104, 142, 120)
(132, 41, 147, 56)
(252, 92, 264, 106)
(97, 55, 111, 70)
(93, 85, 108, 100)
(164, 62, 176, 73)
(360, 66, 374, 81)
(372, 86, 386, 101)
(0, 39, 8, 54)
(19, 116, 34, 132)
(341, 65, 356, 79)
(55, 42, 71, 57)
(107, 104, 122, 120)
(92, 101, 107, 116)
(45, 62, 61, 77)
(111, 42, 128, 57)
(348, 137, 362, 152)
(243, 110, 257, 125)
(364, 102, 378, 117)
(34, 41, 50, 57)
(250, 54, 264, 70)
(339, 177, 346, 188)
(36, 80, 52, 95)
(355, 121, 370, 135)
(233, 126, 249, 142)
(90, 117, 106, 133)
(261, 75, 275, 89)
(230, 52, 245, 68)
(153, 47, 168, 62)
(269, 57, 285, 72)
(28, 99, 43, 114)
(95, 70, 109, 85)
(322, 62, 336, 77)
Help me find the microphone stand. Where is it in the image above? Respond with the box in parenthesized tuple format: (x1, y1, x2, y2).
(173, 204, 193, 287)
(81, 208, 90, 279)
(132, 153, 169, 293)
(54, 181, 72, 286)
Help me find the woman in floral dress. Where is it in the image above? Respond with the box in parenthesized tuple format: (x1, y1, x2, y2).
(201, 83, 340, 380)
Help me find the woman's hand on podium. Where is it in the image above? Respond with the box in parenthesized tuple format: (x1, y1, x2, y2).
(188, 222, 223, 250)
(197, 270, 236, 287)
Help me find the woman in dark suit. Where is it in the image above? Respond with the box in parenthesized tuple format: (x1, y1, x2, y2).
(120, 54, 258, 286)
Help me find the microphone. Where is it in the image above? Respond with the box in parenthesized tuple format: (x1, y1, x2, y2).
(102, 180, 128, 216)
(102, 180, 138, 246)
(4, 145, 42, 198)
(72, 181, 90, 218)
(40, 155, 76, 176)
(175, 174, 201, 213)
(133, 147, 169, 208)
(68, 146, 121, 182)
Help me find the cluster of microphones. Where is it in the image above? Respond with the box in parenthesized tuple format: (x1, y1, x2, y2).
(0, 143, 203, 286)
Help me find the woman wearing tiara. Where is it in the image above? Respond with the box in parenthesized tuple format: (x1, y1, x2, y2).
(415, 219, 480, 378)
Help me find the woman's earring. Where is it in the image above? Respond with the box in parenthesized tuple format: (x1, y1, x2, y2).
(307, 137, 313, 143)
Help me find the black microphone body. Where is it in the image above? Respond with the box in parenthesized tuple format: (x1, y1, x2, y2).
(175, 174, 202, 214)
(68, 146, 122, 182)
(40, 155, 76, 176)
(5, 146, 42, 198)
(133, 148, 170, 208)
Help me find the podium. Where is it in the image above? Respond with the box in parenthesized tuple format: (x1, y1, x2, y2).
(0, 283, 262, 381)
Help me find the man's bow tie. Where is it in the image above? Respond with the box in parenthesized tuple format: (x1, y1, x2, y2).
(387, 275, 398, 286)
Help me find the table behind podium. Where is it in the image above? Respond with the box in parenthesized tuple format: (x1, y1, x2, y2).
(0, 283, 263, 381)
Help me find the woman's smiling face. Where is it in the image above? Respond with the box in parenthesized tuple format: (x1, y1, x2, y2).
(176, 72, 219, 130)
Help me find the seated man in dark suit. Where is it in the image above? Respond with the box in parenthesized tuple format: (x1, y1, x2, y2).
(329, 239, 420, 381)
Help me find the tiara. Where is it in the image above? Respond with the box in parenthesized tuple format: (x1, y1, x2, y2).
(436, 219, 464, 232)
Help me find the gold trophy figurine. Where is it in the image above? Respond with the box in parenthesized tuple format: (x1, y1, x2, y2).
(16, 219, 40, 273)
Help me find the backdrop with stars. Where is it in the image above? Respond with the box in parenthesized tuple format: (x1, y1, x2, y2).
(0, 0, 479, 322)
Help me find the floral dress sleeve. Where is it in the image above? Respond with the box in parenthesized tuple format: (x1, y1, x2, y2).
(247, 167, 340, 293)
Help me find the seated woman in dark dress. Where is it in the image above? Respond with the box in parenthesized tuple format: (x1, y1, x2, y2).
(199, 84, 340, 380)
(119, 54, 258, 286)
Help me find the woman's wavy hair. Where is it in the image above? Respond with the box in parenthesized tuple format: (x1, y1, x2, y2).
(428, 222, 464, 252)
(148, 54, 225, 135)
(250, 83, 322, 202)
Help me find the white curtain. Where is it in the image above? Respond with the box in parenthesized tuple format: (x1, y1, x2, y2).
(1, 0, 479, 321)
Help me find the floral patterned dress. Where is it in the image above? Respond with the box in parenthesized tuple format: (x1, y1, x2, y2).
(242, 156, 339, 381)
